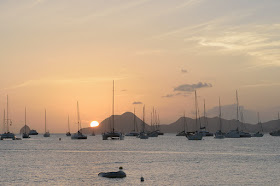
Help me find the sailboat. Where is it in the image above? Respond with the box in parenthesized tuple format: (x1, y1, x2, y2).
(139, 105, 149, 139)
(252, 112, 264, 137)
(1, 95, 16, 140)
(198, 100, 213, 136)
(102, 80, 124, 140)
(43, 109, 50, 137)
(66, 115, 71, 136)
(125, 108, 139, 136)
(214, 97, 225, 139)
(225, 90, 241, 138)
(22, 107, 30, 138)
(176, 112, 187, 136)
(269, 112, 280, 136)
(186, 91, 203, 140)
(71, 102, 87, 139)
(148, 108, 158, 137)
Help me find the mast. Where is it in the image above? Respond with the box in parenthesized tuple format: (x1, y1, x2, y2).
(195, 90, 198, 131)
(142, 105, 145, 132)
(45, 109, 47, 133)
(183, 112, 186, 132)
(219, 97, 222, 132)
(236, 90, 239, 121)
(68, 115, 70, 132)
(133, 108, 136, 132)
(77, 101, 80, 131)
(258, 112, 263, 132)
(3, 110, 5, 133)
(7, 95, 9, 132)
(25, 107, 27, 133)
(112, 80, 115, 133)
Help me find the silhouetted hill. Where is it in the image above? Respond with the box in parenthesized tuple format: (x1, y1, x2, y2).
(81, 112, 280, 134)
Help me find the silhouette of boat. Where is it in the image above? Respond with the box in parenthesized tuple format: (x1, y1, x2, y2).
(22, 107, 30, 139)
(66, 115, 71, 136)
(1, 95, 16, 140)
(102, 81, 124, 140)
(71, 102, 87, 139)
(186, 91, 203, 140)
(43, 109, 50, 137)
(214, 97, 225, 139)
(29, 129, 38, 135)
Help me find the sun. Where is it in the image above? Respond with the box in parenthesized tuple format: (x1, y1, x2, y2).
(90, 121, 99, 127)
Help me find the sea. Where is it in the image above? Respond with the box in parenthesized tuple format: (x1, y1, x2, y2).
(0, 133, 279, 185)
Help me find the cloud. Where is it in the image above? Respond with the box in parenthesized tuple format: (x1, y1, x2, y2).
(162, 92, 186, 98)
(162, 94, 175, 98)
(181, 69, 188, 73)
(1, 76, 127, 91)
(174, 82, 212, 92)
(132, 101, 143, 105)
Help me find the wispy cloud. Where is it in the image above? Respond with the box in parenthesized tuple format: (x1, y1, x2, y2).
(1, 76, 126, 91)
(132, 101, 143, 105)
(73, 0, 150, 24)
(242, 82, 280, 88)
(174, 82, 212, 92)
(181, 69, 188, 73)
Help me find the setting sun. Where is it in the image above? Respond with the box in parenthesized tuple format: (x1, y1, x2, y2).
(90, 121, 99, 127)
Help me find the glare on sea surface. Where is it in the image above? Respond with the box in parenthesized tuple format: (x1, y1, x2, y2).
(90, 121, 99, 127)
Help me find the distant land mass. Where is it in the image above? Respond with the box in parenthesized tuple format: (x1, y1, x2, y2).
(79, 112, 280, 134)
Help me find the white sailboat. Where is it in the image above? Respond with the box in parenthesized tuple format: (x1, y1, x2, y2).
(139, 105, 149, 139)
(1, 95, 16, 140)
(225, 90, 241, 138)
(43, 109, 50, 137)
(186, 91, 203, 140)
(22, 107, 30, 138)
(214, 97, 225, 139)
(102, 80, 124, 140)
(71, 102, 87, 139)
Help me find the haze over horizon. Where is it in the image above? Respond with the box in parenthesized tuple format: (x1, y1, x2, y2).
(1, 0, 280, 133)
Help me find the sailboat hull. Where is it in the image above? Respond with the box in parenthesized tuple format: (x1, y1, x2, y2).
(186, 133, 203, 140)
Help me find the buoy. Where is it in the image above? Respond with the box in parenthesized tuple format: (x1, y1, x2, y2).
(141, 176, 144, 182)
(59, 138, 61, 141)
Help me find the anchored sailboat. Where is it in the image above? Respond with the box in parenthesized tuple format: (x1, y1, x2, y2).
(198, 100, 213, 136)
(270, 112, 280, 136)
(186, 91, 203, 140)
(139, 105, 149, 139)
(102, 80, 124, 140)
(125, 108, 139, 136)
(43, 109, 50, 137)
(214, 97, 225, 139)
(225, 90, 241, 138)
(66, 115, 71, 136)
(71, 102, 87, 139)
(176, 112, 187, 136)
(252, 112, 264, 137)
(1, 95, 16, 140)
(22, 107, 30, 138)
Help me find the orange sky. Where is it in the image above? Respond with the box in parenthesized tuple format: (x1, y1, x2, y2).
(1, 0, 280, 133)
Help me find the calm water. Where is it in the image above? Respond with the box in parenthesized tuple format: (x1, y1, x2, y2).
(0, 134, 279, 185)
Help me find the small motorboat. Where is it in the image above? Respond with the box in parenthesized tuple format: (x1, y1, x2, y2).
(98, 167, 126, 178)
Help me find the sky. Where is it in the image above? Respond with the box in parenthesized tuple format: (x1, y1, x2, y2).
(1, 0, 280, 133)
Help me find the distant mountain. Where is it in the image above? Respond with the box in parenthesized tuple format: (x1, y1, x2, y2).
(80, 112, 280, 134)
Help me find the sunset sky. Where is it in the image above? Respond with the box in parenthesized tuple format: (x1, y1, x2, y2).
(1, 0, 280, 133)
